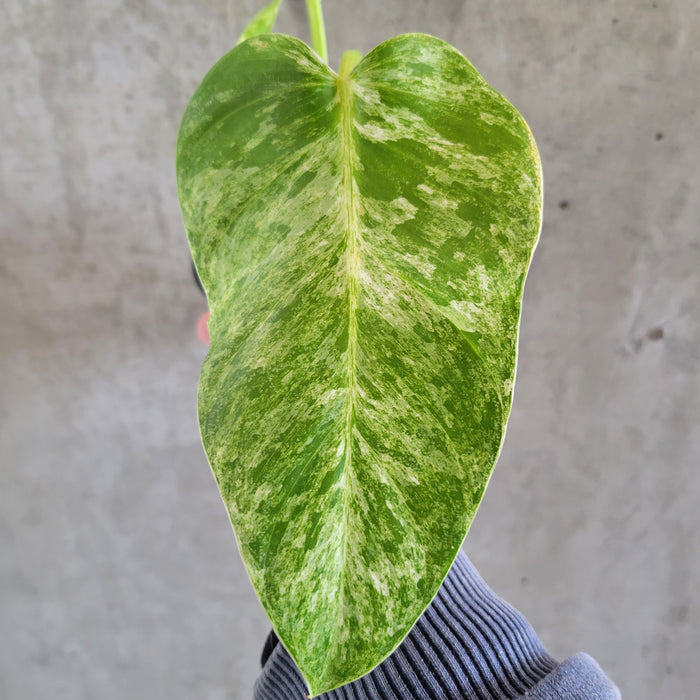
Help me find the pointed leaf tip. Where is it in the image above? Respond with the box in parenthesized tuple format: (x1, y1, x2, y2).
(237, 0, 284, 44)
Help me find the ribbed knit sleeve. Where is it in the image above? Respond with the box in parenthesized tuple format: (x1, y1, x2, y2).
(253, 552, 620, 700)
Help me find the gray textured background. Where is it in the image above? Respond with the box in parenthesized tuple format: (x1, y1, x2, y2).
(1, 1, 698, 698)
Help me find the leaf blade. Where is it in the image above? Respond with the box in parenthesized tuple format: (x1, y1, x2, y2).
(236, 0, 284, 44)
(177, 32, 541, 695)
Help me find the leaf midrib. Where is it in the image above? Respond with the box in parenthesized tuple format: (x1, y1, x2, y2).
(332, 69, 360, 668)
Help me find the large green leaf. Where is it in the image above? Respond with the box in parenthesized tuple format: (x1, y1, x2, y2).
(177, 33, 541, 696)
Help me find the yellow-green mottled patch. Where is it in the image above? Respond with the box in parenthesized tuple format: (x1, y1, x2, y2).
(177, 32, 541, 696)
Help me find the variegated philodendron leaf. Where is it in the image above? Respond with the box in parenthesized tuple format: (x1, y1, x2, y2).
(177, 33, 541, 696)
(236, 0, 283, 45)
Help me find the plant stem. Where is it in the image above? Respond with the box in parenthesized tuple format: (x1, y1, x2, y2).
(305, 0, 328, 64)
(338, 50, 362, 77)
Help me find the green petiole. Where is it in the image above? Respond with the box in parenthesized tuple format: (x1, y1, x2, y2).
(305, 0, 328, 64)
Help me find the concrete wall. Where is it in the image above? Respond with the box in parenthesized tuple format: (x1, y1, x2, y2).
(1, 1, 698, 697)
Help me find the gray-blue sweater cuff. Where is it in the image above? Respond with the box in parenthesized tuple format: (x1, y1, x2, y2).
(521, 652, 621, 699)
(253, 551, 618, 699)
